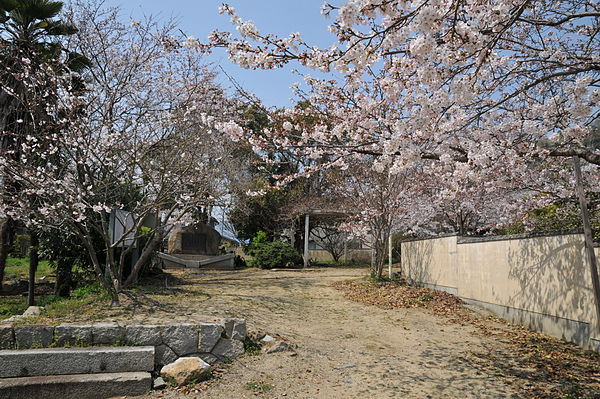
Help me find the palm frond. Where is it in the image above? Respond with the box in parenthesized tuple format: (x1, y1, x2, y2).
(19, 0, 63, 20)
(0, 0, 18, 13)
(44, 19, 77, 36)
(66, 50, 92, 72)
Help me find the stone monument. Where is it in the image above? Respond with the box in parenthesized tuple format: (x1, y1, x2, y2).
(167, 224, 221, 256)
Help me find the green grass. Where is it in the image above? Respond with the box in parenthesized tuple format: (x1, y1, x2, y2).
(366, 272, 400, 283)
(4, 257, 52, 280)
(245, 381, 274, 393)
(39, 283, 110, 320)
(0, 282, 110, 321)
(0, 296, 28, 318)
(243, 337, 262, 356)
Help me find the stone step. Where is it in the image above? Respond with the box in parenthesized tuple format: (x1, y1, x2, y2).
(0, 346, 154, 378)
(0, 372, 152, 399)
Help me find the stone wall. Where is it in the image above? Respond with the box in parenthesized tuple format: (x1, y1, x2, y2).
(0, 318, 246, 368)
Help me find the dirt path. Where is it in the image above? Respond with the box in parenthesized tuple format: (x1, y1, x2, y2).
(109, 267, 522, 399)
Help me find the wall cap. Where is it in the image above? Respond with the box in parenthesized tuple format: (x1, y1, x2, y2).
(457, 229, 584, 244)
(400, 229, 591, 245)
(400, 233, 459, 243)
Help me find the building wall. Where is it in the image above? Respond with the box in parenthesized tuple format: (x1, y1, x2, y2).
(401, 232, 600, 351)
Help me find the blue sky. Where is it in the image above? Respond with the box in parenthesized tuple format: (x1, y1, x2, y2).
(103, 0, 337, 108)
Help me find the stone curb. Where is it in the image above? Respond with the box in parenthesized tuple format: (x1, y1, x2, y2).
(0, 346, 154, 378)
(0, 371, 151, 399)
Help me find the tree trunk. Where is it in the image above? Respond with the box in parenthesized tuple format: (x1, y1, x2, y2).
(55, 259, 73, 297)
(573, 156, 600, 333)
(388, 233, 393, 279)
(0, 218, 14, 292)
(457, 210, 466, 236)
(122, 232, 165, 289)
(373, 236, 387, 279)
(331, 251, 340, 263)
(75, 227, 118, 302)
(28, 231, 39, 306)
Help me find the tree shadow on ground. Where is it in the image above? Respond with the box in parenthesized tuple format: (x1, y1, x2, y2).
(134, 272, 201, 295)
(468, 334, 600, 398)
(362, 342, 520, 398)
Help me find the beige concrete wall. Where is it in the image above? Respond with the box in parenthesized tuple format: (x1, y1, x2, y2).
(401, 233, 600, 349)
(457, 234, 594, 323)
(402, 235, 459, 291)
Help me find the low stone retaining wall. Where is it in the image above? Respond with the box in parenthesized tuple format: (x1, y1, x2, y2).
(0, 318, 246, 368)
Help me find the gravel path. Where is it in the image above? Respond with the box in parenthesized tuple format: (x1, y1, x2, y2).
(120, 268, 519, 398)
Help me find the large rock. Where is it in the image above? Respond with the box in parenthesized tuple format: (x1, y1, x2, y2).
(92, 323, 124, 345)
(197, 323, 222, 352)
(222, 318, 246, 341)
(4, 307, 44, 323)
(0, 326, 14, 349)
(0, 346, 154, 378)
(54, 324, 93, 347)
(187, 352, 219, 365)
(125, 325, 162, 346)
(0, 371, 151, 399)
(14, 326, 54, 349)
(161, 324, 198, 356)
(160, 357, 211, 386)
(211, 338, 244, 360)
(22, 306, 43, 317)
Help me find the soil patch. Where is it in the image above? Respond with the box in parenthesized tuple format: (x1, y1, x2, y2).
(89, 268, 591, 398)
(333, 279, 600, 399)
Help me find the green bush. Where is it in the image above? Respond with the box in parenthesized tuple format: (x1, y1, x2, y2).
(245, 230, 268, 257)
(10, 234, 30, 258)
(253, 241, 301, 269)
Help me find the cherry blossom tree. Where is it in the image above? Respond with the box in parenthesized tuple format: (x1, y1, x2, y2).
(199, 0, 600, 317)
(1, 1, 242, 300)
(325, 160, 437, 278)
(199, 1, 598, 201)
(205, 1, 598, 162)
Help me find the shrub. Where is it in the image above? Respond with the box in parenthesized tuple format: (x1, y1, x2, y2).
(253, 241, 302, 269)
(245, 230, 268, 257)
(10, 234, 30, 258)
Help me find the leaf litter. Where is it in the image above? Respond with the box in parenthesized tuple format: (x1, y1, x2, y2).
(333, 279, 600, 399)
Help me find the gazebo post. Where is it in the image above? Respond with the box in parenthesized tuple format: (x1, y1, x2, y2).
(388, 233, 393, 279)
(303, 214, 310, 268)
(343, 235, 348, 264)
